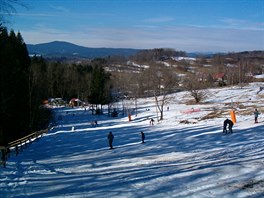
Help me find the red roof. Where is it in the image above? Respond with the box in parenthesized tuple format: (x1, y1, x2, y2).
(212, 73, 225, 79)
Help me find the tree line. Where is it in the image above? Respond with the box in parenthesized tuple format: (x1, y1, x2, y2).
(30, 57, 112, 108)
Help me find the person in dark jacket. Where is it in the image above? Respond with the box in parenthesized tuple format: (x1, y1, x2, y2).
(150, 118, 154, 125)
(254, 109, 260, 123)
(223, 118, 233, 134)
(141, 131, 145, 143)
(108, 132, 114, 149)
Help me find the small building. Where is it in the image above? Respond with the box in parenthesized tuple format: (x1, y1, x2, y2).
(212, 73, 226, 86)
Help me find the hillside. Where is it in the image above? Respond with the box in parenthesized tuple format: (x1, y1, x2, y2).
(1, 82, 264, 197)
(27, 41, 141, 59)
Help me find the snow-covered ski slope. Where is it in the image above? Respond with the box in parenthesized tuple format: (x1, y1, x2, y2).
(1, 82, 264, 198)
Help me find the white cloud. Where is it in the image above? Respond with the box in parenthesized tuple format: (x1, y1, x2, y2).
(219, 18, 264, 31)
(49, 4, 70, 13)
(143, 17, 175, 23)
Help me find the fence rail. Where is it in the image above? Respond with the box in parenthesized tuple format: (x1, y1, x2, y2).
(0, 129, 48, 168)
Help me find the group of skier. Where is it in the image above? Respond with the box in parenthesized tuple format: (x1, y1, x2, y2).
(223, 109, 261, 134)
(108, 109, 261, 149)
(107, 109, 261, 148)
(107, 131, 145, 149)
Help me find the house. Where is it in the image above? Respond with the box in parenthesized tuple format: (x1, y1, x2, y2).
(212, 73, 226, 86)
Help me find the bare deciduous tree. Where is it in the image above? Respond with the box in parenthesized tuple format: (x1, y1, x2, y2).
(145, 63, 179, 120)
(183, 74, 209, 104)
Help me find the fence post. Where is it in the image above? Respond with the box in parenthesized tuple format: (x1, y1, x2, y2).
(15, 145, 19, 156)
(1, 147, 7, 168)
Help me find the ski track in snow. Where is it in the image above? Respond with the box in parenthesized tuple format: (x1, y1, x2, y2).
(1, 82, 264, 198)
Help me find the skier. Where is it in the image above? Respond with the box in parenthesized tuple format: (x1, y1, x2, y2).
(150, 118, 154, 125)
(223, 118, 233, 134)
(107, 132, 114, 149)
(141, 131, 145, 143)
(254, 109, 260, 123)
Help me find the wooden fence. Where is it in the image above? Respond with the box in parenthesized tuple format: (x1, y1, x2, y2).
(0, 129, 48, 168)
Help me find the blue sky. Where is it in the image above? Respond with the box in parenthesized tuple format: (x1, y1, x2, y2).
(3, 0, 264, 52)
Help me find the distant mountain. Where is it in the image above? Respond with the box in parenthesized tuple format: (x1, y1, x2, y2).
(26, 41, 141, 59)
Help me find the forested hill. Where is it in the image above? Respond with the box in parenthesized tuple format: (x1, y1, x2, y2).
(27, 41, 141, 59)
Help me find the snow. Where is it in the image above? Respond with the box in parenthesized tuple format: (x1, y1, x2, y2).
(173, 57, 196, 61)
(157, 61, 170, 67)
(254, 74, 264, 79)
(127, 61, 150, 69)
(1, 82, 264, 197)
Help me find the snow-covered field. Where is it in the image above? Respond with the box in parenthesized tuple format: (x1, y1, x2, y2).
(1, 83, 264, 198)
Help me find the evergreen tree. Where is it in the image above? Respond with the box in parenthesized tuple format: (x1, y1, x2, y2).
(88, 64, 111, 113)
(0, 27, 30, 144)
